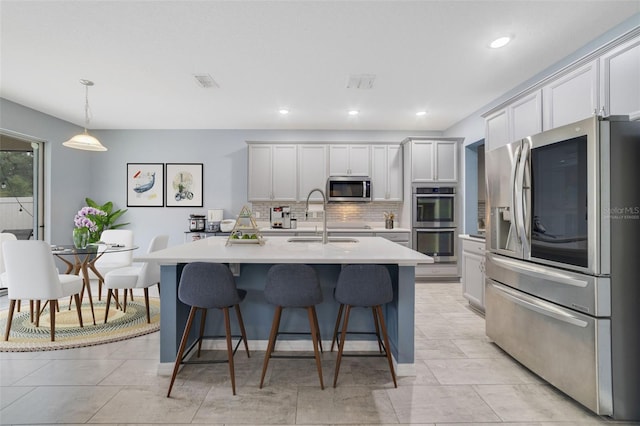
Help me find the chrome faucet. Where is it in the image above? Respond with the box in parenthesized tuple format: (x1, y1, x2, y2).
(305, 188, 328, 244)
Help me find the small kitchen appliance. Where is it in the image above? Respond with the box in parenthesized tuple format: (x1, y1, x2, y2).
(188, 214, 206, 231)
(270, 206, 291, 228)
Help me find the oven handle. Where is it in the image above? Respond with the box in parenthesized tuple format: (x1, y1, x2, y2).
(414, 194, 455, 198)
(414, 227, 457, 232)
(489, 281, 588, 328)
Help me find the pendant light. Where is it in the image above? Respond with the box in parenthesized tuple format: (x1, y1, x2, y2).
(63, 79, 107, 151)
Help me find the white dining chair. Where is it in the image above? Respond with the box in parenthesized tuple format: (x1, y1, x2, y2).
(103, 234, 169, 323)
(2, 240, 84, 342)
(89, 229, 134, 300)
(0, 232, 17, 288)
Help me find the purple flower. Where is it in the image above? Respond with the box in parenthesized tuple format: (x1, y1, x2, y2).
(74, 206, 107, 232)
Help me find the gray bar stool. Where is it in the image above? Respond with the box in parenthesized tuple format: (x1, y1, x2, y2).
(259, 264, 325, 389)
(167, 262, 250, 397)
(331, 264, 397, 388)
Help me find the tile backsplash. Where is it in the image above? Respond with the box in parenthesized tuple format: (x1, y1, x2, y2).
(251, 201, 403, 224)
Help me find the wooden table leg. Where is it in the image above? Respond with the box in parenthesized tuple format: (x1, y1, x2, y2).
(78, 254, 96, 325)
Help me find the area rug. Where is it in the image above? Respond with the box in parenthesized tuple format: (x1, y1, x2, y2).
(0, 298, 160, 352)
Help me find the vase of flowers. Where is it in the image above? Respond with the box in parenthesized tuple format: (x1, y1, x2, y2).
(72, 226, 90, 249)
(73, 198, 129, 244)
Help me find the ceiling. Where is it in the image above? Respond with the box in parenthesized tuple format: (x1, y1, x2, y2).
(1, 1, 639, 131)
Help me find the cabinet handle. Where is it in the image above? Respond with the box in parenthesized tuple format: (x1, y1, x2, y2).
(600, 106, 606, 117)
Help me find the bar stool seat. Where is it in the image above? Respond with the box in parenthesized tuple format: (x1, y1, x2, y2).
(331, 264, 397, 388)
(167, 262, 250, 397)
(259, 264, 325, 389)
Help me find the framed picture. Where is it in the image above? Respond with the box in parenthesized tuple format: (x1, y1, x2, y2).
(165, 163, 203, 207)
(127, 163, 164, 207)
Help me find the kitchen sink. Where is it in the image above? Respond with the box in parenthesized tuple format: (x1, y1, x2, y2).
(287, 237, 359, 243)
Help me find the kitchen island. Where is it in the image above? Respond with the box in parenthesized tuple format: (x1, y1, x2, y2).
(137, 236, 432, 375)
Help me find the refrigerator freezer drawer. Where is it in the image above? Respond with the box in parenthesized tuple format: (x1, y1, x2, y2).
(486, 280, 612, 415)
(486, 253, 610, 317)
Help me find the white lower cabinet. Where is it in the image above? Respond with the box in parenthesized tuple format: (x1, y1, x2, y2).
(375, 231, 410, 247)
(461, 237, 485, 312)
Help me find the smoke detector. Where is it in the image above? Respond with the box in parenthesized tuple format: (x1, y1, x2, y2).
(193, 74, 219, 88)
(346, 74, 376, 89)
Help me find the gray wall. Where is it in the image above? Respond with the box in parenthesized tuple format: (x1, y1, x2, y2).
(1, 99, 438, 249)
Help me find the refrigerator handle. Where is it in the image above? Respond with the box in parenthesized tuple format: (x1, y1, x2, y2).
(517, 140, 530, 256)
(511, 143, 522, 244)
(489, 281, 588, 328)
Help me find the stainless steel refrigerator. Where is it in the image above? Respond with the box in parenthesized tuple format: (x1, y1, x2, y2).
(485, 115, 640, 420)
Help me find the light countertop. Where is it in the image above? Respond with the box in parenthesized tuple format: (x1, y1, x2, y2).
(459, 233, 486, 242)
(138, 235, 431, 266)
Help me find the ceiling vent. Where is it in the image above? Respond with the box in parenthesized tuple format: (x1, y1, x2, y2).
(346, 74, 376, 89)
(193, 74, 219, 88)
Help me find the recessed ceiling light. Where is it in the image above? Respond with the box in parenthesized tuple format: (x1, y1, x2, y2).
(416, 111, 427, 116)
(279, 108, 289, 115)
(489, 36, 512, 49)
(348, 110, 359, 116)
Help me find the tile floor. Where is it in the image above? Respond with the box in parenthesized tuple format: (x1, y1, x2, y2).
(0, 282, 636, 425)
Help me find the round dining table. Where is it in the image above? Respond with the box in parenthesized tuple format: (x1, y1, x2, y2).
(52, 244, 138, 325)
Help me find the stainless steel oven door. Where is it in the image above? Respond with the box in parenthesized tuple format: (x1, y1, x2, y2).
(412, 228, 457, 262)
(412, 194, 455, 227)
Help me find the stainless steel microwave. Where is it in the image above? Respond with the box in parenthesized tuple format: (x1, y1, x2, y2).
(326, 176, 371, 202)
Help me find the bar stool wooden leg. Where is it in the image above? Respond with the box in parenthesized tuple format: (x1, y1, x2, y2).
(311, 305, 323, 353)
(197, 309, 208, 357)
(372, 306, 383, 353)
(223, 307, 237, 395)
(331, 304, 344, 352)
(260, 306, 282, 388)
(307, 306, 324, 389)
(234, 304, 250, 357)
(167, 306, 198, 397)
(375, 304, 397, 388)
(333, 304, 352, 387)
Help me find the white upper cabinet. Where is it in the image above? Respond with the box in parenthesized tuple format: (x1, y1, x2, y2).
(543, 60, 599, 130)
(600, 35, 640, 119)
(486, 91, 542, 152)
(371, 145, 403, 201)
(485, 109, 509, 152)
(410, 140, 458, 183)
(329, 144, 370, 176)
(247, 144, 297, 201)
(510, 90, 542, 142)
(298, 144, 328, 202)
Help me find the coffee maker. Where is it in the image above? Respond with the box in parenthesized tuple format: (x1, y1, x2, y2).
(270, 206, 291, 229)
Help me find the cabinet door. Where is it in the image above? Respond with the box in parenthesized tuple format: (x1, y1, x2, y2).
(387, 145, 403, 200)
(543, 60, 598, 130)
(600, 36, 640, 118)
(485, 108, 509, 151)
(435, 141, 457, 182)
(248, 144, 273, 201)
(298, 144, 328, 201)
(371, 145, 388, 200)
(510, 90, 542, 141)
(271, 145, 297, 201)
(329, 145, 350, 175)
(348, 145, 371, 176)
(411, 141, 434, 182)
(462, 249, 485, 310)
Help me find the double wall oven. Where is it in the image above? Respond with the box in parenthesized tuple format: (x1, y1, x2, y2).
(412, 185, 457, 262)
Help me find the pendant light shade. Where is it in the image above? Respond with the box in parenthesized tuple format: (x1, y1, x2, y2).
(63, 79, 107, 152)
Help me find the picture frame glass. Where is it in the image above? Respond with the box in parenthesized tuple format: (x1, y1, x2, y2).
(127, 163, 164, 207)
(165, 163, 203, 207)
